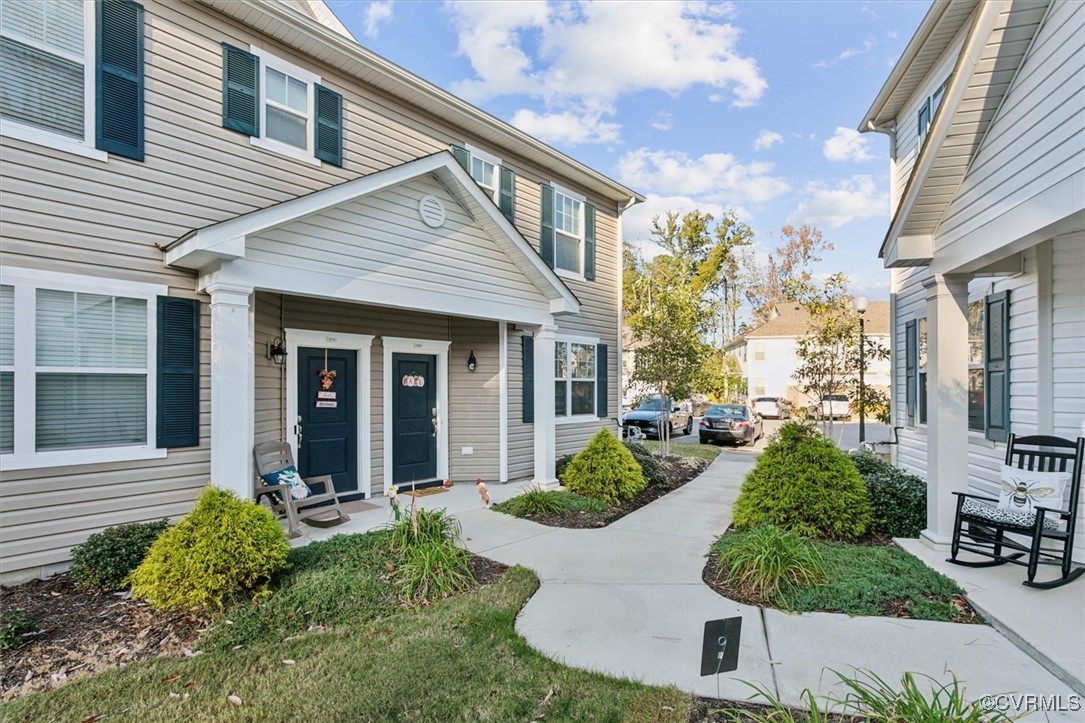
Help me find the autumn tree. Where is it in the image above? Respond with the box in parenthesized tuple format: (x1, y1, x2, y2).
(738, 224, 834, 326)
(789, 274, 889, 441)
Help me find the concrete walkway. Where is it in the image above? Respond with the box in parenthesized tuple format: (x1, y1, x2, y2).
(298, 456, 1079, 718)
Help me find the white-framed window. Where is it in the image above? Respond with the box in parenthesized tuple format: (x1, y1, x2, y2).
(917, 317, 928, 425)
(0, 0, 105, 160)
(917, 79, 948, 147)
(0, 267, 166, 470)
(967, 299, 985, 433)
(753, 378, 765, 396)
(465, 144, 500, 202)
(754, 343, 765, 361)
(553, 185, 585, 276)
(555, 337, 596, 419)
(250, 47, 321, 166)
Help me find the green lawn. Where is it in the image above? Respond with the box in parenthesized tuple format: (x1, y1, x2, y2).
(643, 438, 722, 462)
(2, 537, 697, 722)
(710, 533, 977, 623)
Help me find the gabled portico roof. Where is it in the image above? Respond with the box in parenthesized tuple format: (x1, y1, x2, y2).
(165, 152, 580, 321)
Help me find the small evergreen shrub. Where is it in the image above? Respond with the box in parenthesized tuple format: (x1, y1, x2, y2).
(850, 451, 927, 538)
(129, 485, 290, 610)
(623, 441, 666, 486)
(732, 422, 872, 540)
(563, 429, 646, 504)
(555, 454, 575, 484)
(715, 525, 827, 601)
(0, 610, 39, 652)
(69, 519, 170, 591)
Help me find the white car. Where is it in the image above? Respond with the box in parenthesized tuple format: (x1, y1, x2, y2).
(808, 394, 851, 420)
(752, 396, 791, 419)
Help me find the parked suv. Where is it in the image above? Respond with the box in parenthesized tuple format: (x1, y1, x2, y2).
(807, 394, 851, 420)
(752, 396, 790, 419)
(622, 396, 694, 438)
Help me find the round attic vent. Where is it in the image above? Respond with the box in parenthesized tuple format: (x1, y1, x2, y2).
(418, 195, 446, 228)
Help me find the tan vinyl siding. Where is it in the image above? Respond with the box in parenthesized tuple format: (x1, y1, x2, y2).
(448, 318, 500, 482)
(936, 1, 1085, 250)
(0, 0, 624, 576)
(507, 330, 533, 480)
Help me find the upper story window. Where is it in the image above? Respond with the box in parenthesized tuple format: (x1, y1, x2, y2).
(917, 79, 948, 147)
(452, 144, 515, 222)
(1, 0, 144, 162)
(222, 44, 344, 167)
(754, 343, 765, 361)
(554, 187, 585, 275)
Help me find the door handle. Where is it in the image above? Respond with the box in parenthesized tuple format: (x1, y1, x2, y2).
(431, 407, 439, 436)
(296, 419, 303, 445)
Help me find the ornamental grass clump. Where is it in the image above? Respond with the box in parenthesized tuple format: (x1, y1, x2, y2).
(715, 525, 827, 602)
(128, 485, 289, 611)
(69, 519, 170, 591)
(385, 508, 475, 604)
(732, 422, 872, 540)
(563, 429, 646, 504)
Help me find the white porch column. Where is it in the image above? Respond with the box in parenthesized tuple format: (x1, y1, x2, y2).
(922, 274, 970, 547)
(207, 282, 255, 499)
(532, 324, 558, 487)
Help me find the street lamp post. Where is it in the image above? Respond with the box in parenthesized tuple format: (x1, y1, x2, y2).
(853, 295, 869, 444)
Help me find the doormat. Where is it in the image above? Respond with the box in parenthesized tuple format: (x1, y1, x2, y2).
(339, 500, 380, 514)
(403, 487, 448, 498)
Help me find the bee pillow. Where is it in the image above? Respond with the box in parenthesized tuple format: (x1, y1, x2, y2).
(998, 464, 1070, 514)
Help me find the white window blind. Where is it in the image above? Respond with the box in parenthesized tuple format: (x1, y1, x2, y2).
(0, 0, 85, 139)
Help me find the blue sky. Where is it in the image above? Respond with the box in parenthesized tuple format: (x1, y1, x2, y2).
(326, 0, 932, 301)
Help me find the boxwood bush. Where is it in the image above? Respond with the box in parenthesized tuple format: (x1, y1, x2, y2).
(563, 429, 645, 504)
(69, 519, 170, 591)
(129, 485, 290, 610)
(555, 454, 575, 484)
(850, 451, 927, 538)
(732, 422, 872, 540)
(623, 441, 666, 486)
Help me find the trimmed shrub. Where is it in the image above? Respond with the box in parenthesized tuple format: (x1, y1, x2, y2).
(715, 525, 827, 601)
(129, 485, 290, 610)
(850, 451, 927, 538)
(732, 422, 872, 540)
(69, 519, 170, 591)
(0, 610, 39, 652)
(623, 441, 666, 486)
(555, 454, 575, 484)
(563, 429, 645, 504)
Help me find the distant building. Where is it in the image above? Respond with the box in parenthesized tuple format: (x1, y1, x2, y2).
(725, 302, 891, 406)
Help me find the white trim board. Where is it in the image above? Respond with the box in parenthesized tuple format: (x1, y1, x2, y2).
(284, 328, 374, 499)
(382, 337, 451, 494)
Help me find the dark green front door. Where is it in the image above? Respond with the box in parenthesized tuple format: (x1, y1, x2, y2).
(391, 352, 438, 485)
(298, 347, 359, 499)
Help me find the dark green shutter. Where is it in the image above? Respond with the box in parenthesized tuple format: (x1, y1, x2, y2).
(596, 343, 608, 418)
(96, 0, 144, 161)
(157, 297, 200, 448)
(985, 291, 1010, 442)
(584, 203, 596, 280)
(222, 43, 259, 135)
(904, 320, 916, 425)
(539, 184, 555, 268)
(451, 145, 470, 172)
(499, 166, 515, 223)
(522, 335, 534, 423)
(314, 84, 343, 166)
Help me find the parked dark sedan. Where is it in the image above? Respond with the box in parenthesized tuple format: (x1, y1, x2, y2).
(699, 404, 763, 446)
(622, 396, 693, 438)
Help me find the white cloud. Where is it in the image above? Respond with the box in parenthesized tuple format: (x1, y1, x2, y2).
(616, 147, 790, 204)
(814, 36, 876, 68)
(823, 127, 874, 162)
(650, 111, 673, 131)
(444, 0, 767, 144)
(789, 175, 889, 228)
(510, 108, 621, 146)
(363, 0, 394, 38)
(752, 130, 783, 150)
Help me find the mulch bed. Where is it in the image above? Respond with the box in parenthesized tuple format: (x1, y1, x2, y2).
(515, 456, 709, 529)
(1, 553, 509, 702)
(701, 533, 983, 625)
(0, 574, 207, 701)
(689, 696, 858, 722)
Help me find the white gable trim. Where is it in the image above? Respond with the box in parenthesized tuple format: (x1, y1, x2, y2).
(165, 152, 579, 316)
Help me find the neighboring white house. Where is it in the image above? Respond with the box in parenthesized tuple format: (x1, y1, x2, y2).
(725, 302, 891, 407)
(859, 0, 1084, 556)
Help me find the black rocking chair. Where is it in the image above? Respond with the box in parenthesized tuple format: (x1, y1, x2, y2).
(948, 433, 1084, 589)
